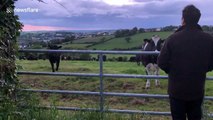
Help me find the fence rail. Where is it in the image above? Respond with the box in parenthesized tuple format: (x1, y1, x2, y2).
(18, 49, 213, 117)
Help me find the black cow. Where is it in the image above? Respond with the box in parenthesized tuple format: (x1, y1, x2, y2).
(48, 44, 62, 72)
(141, 35, 164, 89)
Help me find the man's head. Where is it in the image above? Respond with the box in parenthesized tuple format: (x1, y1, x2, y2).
(182, 5, 201, 26)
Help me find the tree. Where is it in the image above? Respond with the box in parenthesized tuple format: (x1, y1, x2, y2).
(162, 25, 178, 31)
(139, 28, 145, 33)
(202, 25, 213, 32)
(64, 35, 75, 43)
(101, 37, 106, 42)
(0, 0, 71, 119)
(0, 0, 23, 118)
(114, 30, 122, 38)
(125, 37, 131, 43)
(130, 27, 138, 35)
(114, 27, 139, 38)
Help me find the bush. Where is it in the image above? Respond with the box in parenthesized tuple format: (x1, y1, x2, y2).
(79, 53, 91, 61)
(97, 55, 107, 61)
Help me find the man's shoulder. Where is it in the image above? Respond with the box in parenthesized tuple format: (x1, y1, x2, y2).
(168, 30, 213, 40)
(201, 31, 213, 39)
(194, 31, 213, 43)
(166, 32, 181, 42)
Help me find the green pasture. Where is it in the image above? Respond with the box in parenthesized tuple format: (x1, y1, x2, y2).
(89, 32, 172, 50)
(17, 60, 213, 119)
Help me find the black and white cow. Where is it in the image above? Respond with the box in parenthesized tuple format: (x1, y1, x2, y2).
(142, 35, 164, 89)
(48, 44, 62, 72)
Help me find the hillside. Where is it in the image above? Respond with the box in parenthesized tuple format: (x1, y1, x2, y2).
(60, 31, 172, 50)
(89, 31, 172, 50)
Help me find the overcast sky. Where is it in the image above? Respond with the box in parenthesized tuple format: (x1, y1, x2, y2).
(14, 0, 213, 31)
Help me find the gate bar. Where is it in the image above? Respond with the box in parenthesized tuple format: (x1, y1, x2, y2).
(17, 71, 213, 80)
(18, 49, 160, 55)
(34, 106, 213, 117)
(21, 89, 213, 100)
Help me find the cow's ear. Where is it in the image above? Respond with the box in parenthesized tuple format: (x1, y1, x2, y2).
(48, 44, 51, 48)
(47, 43, 52, 48)
(147, 39, 151, 43)
(160, 39, 165, 43)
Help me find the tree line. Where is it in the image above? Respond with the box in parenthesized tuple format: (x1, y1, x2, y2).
(114, 27, 145, 38)
(114, 25, 213, 39)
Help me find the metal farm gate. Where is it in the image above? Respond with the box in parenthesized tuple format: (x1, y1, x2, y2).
(18, 49, 213, 117)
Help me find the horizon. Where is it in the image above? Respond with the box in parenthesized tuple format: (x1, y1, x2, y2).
(14, 0, 213, 31)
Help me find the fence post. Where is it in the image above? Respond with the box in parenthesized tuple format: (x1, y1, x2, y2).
(99, 53, 104, 114)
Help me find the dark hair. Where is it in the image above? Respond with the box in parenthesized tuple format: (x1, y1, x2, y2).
(182, 5, 201, 25)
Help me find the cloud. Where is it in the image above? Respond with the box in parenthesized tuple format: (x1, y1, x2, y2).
(15, 0, 213, 18)
(15, 0, 213, 30)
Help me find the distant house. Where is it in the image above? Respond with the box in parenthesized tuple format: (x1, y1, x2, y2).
(54, 33, 65, 40)
(18, 42, 28, 49)
(88, 34, 97, 38)
(156, 28, 161, 32)
(97, 32, 110, 36)
(173, 28, 178, 31)
(19, 45, 27, 49)
(32, 37, 40, 40)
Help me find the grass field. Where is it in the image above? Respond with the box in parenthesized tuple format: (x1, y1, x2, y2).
(17, 60, 213, 119)
(15, 31, 213, 119)
(73, 36, 113, 44)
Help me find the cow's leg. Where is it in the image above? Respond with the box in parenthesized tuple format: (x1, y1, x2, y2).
(137, 61, 140, 66)
(145, 64, 152, 89)
(154, 64, 160, 87)
(50, 61, 55, 72)
(140, 55, 142, 66)
(136, 55, 140, 66)
(56, 60, 60, 71)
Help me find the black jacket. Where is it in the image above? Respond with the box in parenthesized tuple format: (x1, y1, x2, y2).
(157, 24, 213, 100)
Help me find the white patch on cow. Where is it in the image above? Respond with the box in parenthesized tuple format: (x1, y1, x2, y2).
(145, 63, 160, 89)
(143, 42, 149, 50)
(152, 35, 160, 47)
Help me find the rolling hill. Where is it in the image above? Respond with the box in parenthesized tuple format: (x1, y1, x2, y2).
(60, 31, 172, 50)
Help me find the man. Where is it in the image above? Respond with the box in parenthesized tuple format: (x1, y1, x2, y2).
(158, 5, 213, 120)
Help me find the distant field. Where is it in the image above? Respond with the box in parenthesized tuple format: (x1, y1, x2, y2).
(89, 31, 172, 50)
(17, 60, 213, 120)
